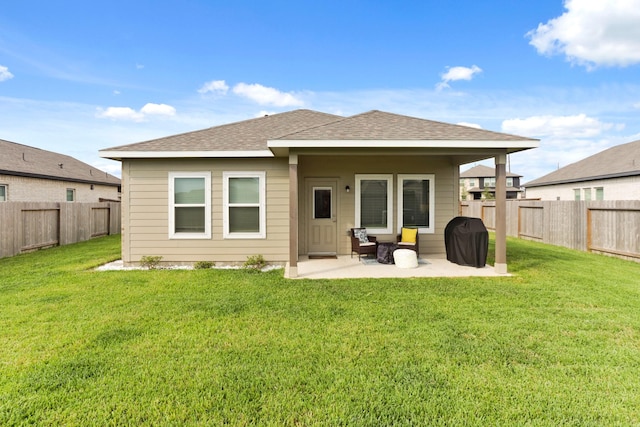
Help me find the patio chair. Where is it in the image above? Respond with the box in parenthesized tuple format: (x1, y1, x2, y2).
(350, 228, 377, 260)
(397, 227, 419, 256)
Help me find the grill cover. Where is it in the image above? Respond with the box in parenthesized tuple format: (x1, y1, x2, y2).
(444, 216, 488, 268)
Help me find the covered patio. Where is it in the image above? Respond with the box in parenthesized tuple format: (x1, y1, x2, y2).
(286, 254, 507, 279)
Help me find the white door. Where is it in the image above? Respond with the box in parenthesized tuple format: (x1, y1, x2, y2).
(307, 180, 337, 255)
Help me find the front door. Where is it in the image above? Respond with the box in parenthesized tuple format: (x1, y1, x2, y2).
(307, 179, 337, 255)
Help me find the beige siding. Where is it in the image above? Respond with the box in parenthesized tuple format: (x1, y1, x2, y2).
(0, 174, 120, 202)
(122, 158, 290, 265)
(298, 155, 457, 256)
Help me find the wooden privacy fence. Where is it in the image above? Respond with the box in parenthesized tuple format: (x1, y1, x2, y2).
(460, 200, 640, 261)
(0, 202, 121, 259)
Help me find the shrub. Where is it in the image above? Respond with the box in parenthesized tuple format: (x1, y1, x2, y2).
(243, 254, 266, 271)
(194, 261, 215, 269)
(139, 255, 163, 270)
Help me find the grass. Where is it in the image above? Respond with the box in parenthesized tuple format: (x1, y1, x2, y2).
(1, 235, 640, 426)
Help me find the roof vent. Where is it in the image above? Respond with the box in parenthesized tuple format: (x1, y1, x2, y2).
(58, 163, 63, 169)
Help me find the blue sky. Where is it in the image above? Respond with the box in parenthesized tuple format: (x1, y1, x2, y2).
(1, 0, 640, 182)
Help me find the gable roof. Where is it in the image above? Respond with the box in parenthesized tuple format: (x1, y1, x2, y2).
(100, 109, 538, 160)
(1, 138, 120, 186)
(525, 139, 640, 187)
(460, 164, 521, 178)
(100, 110, 342, 159)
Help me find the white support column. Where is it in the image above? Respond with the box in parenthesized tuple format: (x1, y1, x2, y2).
(495, 153, 508, 274)
(287, 154, 298, 278)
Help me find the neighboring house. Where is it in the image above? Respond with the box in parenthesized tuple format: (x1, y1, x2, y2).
(0, 138, 121, 202)
(459, 164, 523, 200)
(100, 109, 538, 276)
(524, 139, 640, 201)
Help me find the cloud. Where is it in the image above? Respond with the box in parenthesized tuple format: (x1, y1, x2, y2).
(527, 0, 640, 68)
(0, 65, 14, 82)
(502, 114, 615, 138)
(436, 65, 482, 90)
(457, 122, 482, 129)
(198, 80, 229, 95)
(96, 103, 176, 122)
(232, 82, 304, 107)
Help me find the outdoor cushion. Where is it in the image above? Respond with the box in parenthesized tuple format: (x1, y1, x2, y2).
(354, 228, 369, 243)
(394, 249, 418, 268)
(401, 227, 418, 243)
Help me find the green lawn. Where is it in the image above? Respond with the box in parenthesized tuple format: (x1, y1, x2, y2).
(1, 235, 639, 426)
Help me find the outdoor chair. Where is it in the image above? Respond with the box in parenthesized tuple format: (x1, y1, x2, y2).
(396, 227, 419, 256)
(350, 228, 377, 260)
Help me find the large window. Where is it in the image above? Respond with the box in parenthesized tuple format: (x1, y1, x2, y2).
(0, 185, 6, 202)
(223, 171, 266, 239)
(397, 174, 435, 234)
(484, 177, 496, 188)
(355, 174, 393, 234)
(169, 172, 211, 239)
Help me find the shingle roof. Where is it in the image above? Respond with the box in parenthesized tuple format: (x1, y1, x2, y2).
(460, 164, 521, 178)
(101, 109, 537, 158)
(0, 138, 120, 186)
(102, 109, 342, 152)
(278, 110, 537, 141)
(524, 139, 640, 187)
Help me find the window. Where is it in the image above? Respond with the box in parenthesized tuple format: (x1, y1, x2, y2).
(0, 185, 6, 202)
(484, 177, 496, 187)
(223, 171, 266, 239)
(583, 188, 592, 201)
(595, 187, 604, 201)
(506, 177, 513, 187)
(355, 174, 393, 234)
(574, 189, 581, 201)
(469, 179, 476, 187)
(169, 172, 211, 239)
(66, 188, 75, 202)
(397, 174, 435, 234)
(313, 187, 332, 219)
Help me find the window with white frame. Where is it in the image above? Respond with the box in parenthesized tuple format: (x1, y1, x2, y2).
(355, 174, 393, 234)
(0, 184, 6, 202)
(506, 177, 513, 187)
(397, 174, 435, 234)
(66, 188, 75, 202)
(223, 171, 266, 239)
(168, 172, 211, 239)
(595, 187, 604, 201)
(484, 177, 496, 187)
(574, 189, 581, 201)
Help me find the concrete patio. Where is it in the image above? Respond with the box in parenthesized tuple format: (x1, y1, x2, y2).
(286, 254, 508, 279)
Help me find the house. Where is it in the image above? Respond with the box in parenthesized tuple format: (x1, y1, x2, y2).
(99, 109, 538, 276)
(524, 139, 640, 201)
(1, 138, 121, 202)
(459, 164, 523, 200)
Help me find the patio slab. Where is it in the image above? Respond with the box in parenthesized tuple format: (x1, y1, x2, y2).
(286, 254, 508, 279)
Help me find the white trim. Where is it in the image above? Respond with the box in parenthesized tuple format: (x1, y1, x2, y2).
(168, 171, 211, 239)
(99, 150, 274, 159)
(268, 139, 539, 149)
(397, 174, 435, 234)
(223, 171, 266, 239)
(355, 174, 393, 234)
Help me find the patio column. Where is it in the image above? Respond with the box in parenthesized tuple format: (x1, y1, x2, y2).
(288, 154, 298, 278)
(494, 153, 507, 274)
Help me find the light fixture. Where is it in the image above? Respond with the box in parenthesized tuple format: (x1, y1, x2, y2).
(345, 185, 350, 193)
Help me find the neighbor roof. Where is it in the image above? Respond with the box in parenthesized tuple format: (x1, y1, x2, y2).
(460, 164, 521, 178)
(525, 139, 640, 187)
(100, 109, 539, 160)
(0, 138, 120, 186)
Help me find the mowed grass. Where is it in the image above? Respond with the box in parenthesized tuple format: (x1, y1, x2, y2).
(1, 235, 640, 426)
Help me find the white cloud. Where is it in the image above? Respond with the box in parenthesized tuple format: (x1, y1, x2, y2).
(0, 65, 14, 82)
(96, 103, 176, 122)
(136, 64, 144, 69)
(436, 65, 482, 90)
(502, 114, 615, 138)
(232, 82, 304, 107)
(527, 0, 640, 68)
(140, 103, 176, 116)
(198, 80, 229, 95)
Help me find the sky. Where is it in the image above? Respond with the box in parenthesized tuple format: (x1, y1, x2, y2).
(1, 0, 640, 183)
